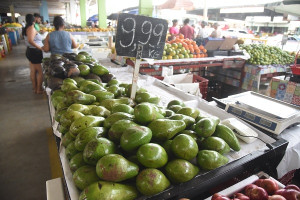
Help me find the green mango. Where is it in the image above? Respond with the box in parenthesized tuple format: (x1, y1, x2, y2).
(168, 105, 182, 113)
(96, 154, 139, 182)
(165, 109, 175, 117)
(137, 143, 168, 168)
(83, 138, 116, 165)
(72, 76, 85, 85)
(111, 104, 134, 115)
(167, 100, 185, 108)
(120, 126, 152, 152)
(69, 115, 105, 138)
(170, 114, 195, 129)
(79, 181, 138, 200)
(103, 112, 134, 129)
(194, 117, 219, 138)
(75, 127, 108, 151)
(100, 98, 135, 111)
(73, 165, 99, 190)
(62, 131, 74, 147)
(134, 103, 164, 125)
(66, 90, 96, 105)
(59, 110, 85, 128)
(148, 119, 186, 141)
(106, 79, 119, 86)
(213, 124, 241, 151)
(65, 141, 80, 160)
(54, 109, 67, 122)
(89, 106, 111, 118)
(200, 136, 230, 155)
(79, 81, 104, 94)
(108, 120, 138, 142)
(136, 168, 170, 196)
(197, 150, 229, 170)
(61, 82, 78, 92)
(67, 103, 90, 115)
(135, 92, 160, 104)
(91, 64, 109, 76)
(165, 159, 199, 183)
(176, 107, 200, 119)
(171, 134, 198, 160)
(90, 90, 114, 102)
(69, 152, 86, 173)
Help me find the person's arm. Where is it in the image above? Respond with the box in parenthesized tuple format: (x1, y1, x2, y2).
(70, 33, 78, 49)
(27, 26, 43, 51)
(42, 34, 50, 52)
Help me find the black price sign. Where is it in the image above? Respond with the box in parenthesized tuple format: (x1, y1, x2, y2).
(116, 13, 168, 59)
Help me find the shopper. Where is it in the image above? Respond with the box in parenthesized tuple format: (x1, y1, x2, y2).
(42, 16, 78, 55)
(22, 14, 44, 94)
(179, 18, 194, 39)
(33, 13, 41, 32)
(169, 19, 179, 40)
(194, 21, 208, 45)
(210, 22, 222, 38)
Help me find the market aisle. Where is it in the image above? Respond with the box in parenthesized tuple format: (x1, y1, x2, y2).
(0, 41, 52, 200)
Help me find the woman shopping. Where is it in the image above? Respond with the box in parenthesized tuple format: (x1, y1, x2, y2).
(42, 16, 78, 54)
(22, 14, 44, 94)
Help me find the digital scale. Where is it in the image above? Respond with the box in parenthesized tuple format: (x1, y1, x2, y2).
(213, 91, 300, 135)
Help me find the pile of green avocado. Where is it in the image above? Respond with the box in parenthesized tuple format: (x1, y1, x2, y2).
(50, 62, 241, 200)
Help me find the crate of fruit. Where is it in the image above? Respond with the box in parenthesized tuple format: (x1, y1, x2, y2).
(206, 171, 300, 200)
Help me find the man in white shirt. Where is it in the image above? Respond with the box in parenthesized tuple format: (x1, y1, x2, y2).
(194, 21, 208, 45)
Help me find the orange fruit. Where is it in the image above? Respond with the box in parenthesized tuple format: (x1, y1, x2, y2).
(202, 49, 207, 53)
(179, 34, 184, 39)
(192, 41, 196, 45)
(196, 54, 201, 58)
(199, 45, 204, 50)
(195, 49, 200, 54)
(193, 54, 197, 58)
(190, 48, 194, 53)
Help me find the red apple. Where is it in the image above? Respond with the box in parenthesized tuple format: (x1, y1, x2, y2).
(255, 179, 279, 195)
(268, 195, 287, 200)
(235, 193, 250, 200)
(285, 184, 300, 192)
(212, 193, 231, 200)
(275, 188, 300, 200)
(244, 184, 258, 197)
(249, 186, 269, 200)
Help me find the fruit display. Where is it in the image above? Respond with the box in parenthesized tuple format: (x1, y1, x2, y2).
(161, 34, 208, 60)
(48, 51, 246, 199)
(239, 44, 294, 65)
(2, 23, 22, 27)
(212, 178, 300, 200)
(41, 27, 115, 33)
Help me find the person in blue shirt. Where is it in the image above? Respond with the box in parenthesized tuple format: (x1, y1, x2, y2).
(42, 16, 78, 55)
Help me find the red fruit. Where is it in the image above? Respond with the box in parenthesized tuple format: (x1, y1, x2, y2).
(249, 186, 269, 200)
(285, 184, 300, 192)
(211, 193, 231, 200)
(235, 193, 250, 200)
(275, 188, 300, 200)
(268, 195, 287, 200)
(244, 184, 258, 197)
(255, 179, 279, 195)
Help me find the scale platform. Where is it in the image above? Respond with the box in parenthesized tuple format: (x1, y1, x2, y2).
(213, 91, 300, 135)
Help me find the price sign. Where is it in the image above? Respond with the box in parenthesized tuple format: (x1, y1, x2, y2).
(116, 13, 168, 59)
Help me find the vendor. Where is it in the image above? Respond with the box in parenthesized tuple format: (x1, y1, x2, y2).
(42, 16, 78, 55)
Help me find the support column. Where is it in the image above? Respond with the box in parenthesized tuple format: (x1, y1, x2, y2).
(70, 0, 77, 25)
(98, 0, 107, 28)
(9, 4, 15, 23)
(40, 0, 49, 22)
(80, 0, 87, 27)
(203, 0, 208, 21)
(139, 0, 153, 17)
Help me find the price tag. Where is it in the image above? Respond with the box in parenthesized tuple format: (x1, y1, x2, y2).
(115, 13, 168, 59)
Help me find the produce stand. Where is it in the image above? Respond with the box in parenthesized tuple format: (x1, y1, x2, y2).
(45, 66, 289, 200)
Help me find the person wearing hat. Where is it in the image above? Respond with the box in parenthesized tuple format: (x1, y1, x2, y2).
(33, 13, 41, 32)
(210, 22, 221, 38)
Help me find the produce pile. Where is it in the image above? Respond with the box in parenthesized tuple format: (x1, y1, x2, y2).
(2, 23, 22, 27)
(239, 44, 294, 65)
(162, 34, 208, 60)
(46, 53, 243, 200)
(41, 27, 114, 33)
(212, 178, 300, 200)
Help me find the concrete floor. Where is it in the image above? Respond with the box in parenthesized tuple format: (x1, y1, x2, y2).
(0, 42, 52, 200)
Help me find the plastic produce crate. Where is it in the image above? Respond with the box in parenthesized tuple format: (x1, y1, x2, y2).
(153, 73, 208, 99)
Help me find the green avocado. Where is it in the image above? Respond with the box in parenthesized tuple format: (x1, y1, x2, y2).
(103, 112, 134, 129)
(137, 143, 168, 168)
(96, 154, 139, 182)
(79, 81, 104, 94)
(176, 107, 200, 119)
(66, 90, 96, 105)
(136, 168, 170, 196)
(108, 120, 138, 142)
(73, 165, 99, 190)
(67, 103, 91, 115)
(75, 127, 107, 151)
(91, 64, 109, 76)
(165, 159, 199, 183)
(194, 117, 219, 138)
(65, 141, 80, 160)
(171, 134, 198, 160)
(167, 100, 185, 108)
(59, 110, 85, 128)
(135, 92, 160, 104)
(213, 124, 241, 151)
(170, 114, 195, 129)
(120, 126, 152, 152)
(100, 98, 135, 111)
(168, 105, 182, 113)
(111, 104, 134, 115)
(200, 136, 230, 155)
(69, 115, 105, 138)
(61, 82, 78, 92)
(69, 152, 86, 173)
(79, 181, 138, 200)
(90, 90, 114, 102)
(54, 109, 67, 122)
(89, 106, 111, 118)
(197, 150, 229, 170)
(134, 103, 164, 125)
(62, 131, 74, 147)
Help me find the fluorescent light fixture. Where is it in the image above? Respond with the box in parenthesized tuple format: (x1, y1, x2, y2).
(220, 7, 265, 13)
(7, 13, 21, 17)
